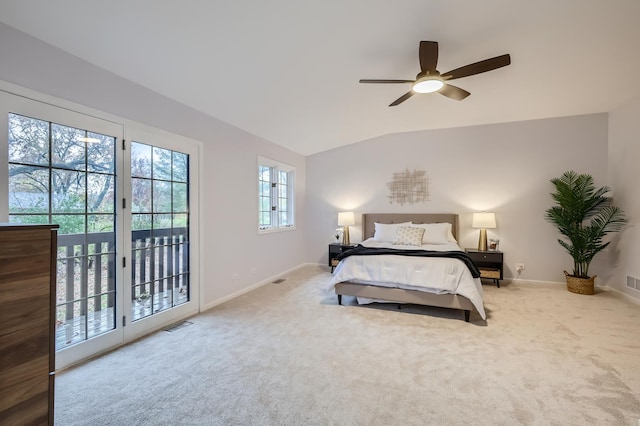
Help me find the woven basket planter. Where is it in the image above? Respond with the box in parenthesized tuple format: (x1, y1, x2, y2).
(564, 271, 595, 295)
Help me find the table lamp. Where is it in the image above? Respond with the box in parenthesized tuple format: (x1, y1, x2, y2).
(472, 212, 496, 251)
(337, 211, 355, 245)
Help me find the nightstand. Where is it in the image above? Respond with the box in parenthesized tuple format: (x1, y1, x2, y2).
(465, 249, 504, 287)
(329, 243, 356, 272)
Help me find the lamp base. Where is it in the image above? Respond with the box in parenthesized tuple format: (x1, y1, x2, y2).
(477, 229, 488, 251)
(342, 226, 350, 245)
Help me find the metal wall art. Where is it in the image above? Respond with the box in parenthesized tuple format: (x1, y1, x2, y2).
(387, 168, 429, 205)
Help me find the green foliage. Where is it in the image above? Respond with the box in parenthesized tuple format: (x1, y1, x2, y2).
(545, 171, 627, 278)
(10, 119, 188, 236)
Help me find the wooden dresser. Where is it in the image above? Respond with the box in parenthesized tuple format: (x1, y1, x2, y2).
(0, 223, 58, 425)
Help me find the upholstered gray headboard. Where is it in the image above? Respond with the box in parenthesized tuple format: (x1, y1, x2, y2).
(362, 213, 459, 240)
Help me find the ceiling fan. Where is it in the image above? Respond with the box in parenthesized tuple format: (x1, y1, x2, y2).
(359, 41, 511, 106)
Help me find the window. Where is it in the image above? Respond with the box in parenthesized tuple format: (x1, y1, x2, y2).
(258, 156, 295, 233)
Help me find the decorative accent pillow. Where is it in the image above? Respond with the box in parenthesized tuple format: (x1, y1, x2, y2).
(373, 222, 412, 242)
(394, 226, 425, 246)
(411, 222, 451, 244)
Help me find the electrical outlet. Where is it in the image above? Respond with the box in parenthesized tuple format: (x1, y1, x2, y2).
(515, 263, 525, 273)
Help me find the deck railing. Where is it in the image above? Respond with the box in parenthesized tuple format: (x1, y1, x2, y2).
(56, 227, 188, 348)
(130, 227, 189, 300)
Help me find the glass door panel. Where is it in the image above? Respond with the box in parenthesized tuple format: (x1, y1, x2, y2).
(130, 141, 190, 323)
(1, 90, 124, 370)
(8, 113, 118, 349)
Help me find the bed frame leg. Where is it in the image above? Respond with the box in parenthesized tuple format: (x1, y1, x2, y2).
(464, 310, 470, 322)
(338, 294, 342, 305)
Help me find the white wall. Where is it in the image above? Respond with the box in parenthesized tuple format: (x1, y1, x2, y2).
(307, 114, 610, 283)
(200, 126, 307, 304)
(608, 96, 640, 301)
(0, 23, 308, 308)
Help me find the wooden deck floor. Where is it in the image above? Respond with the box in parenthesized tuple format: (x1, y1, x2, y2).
(55, 289, 188, 350)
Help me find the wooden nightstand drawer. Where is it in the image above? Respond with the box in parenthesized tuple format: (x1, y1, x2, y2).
(479, 268, 501, 279)
(469, 251, 502, 263)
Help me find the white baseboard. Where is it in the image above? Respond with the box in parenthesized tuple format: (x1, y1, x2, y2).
(510, 278, 640, 305)
(507, 278, 565, 286)
(200, 265, 640, 311)
(200, 263, 311, 312)
(600, 285, 640, 305)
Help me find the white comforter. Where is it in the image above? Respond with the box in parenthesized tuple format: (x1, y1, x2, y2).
(328, 239, 486, 319)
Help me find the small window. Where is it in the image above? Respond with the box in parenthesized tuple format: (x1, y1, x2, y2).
(258, 156, 295, 233)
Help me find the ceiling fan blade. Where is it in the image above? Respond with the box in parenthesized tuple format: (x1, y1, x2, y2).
(389, 91, 414, 106)
(439, 84, 470, 101)
(419, 41, 438, 73)
(359, 79, 414, 84)
(441, 54, 511, 80)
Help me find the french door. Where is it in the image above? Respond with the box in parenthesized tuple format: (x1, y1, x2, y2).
(122, 127, 198, 342)
(1, 88, 199, 369)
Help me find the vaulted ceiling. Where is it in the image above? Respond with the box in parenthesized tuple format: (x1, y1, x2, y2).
(1, 1, 639, 155)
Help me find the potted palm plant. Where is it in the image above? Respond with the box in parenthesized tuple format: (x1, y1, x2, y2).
(545, 170, 627, 294)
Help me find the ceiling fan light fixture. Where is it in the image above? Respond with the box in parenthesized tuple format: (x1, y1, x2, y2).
(412, 77, 444, 94)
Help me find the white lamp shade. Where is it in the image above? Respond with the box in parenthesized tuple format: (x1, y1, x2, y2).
(337, 211, 355, 226)
(472, 212, 496, 229)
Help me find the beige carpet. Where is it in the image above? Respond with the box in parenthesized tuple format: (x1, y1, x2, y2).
(55, 265, 640, 425)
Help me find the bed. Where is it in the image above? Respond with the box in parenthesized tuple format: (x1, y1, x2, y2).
(328, 213, 485, 322)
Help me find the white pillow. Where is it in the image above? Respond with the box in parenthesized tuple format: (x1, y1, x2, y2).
(373, 222, 412, 242)
(411, 222, 457, 242)
(394, 226, 425, 246)
(411, 222, 452, 244)
(443, 222, 457, 242)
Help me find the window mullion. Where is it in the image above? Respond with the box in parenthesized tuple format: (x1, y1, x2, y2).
(271, 171, 278, 227)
